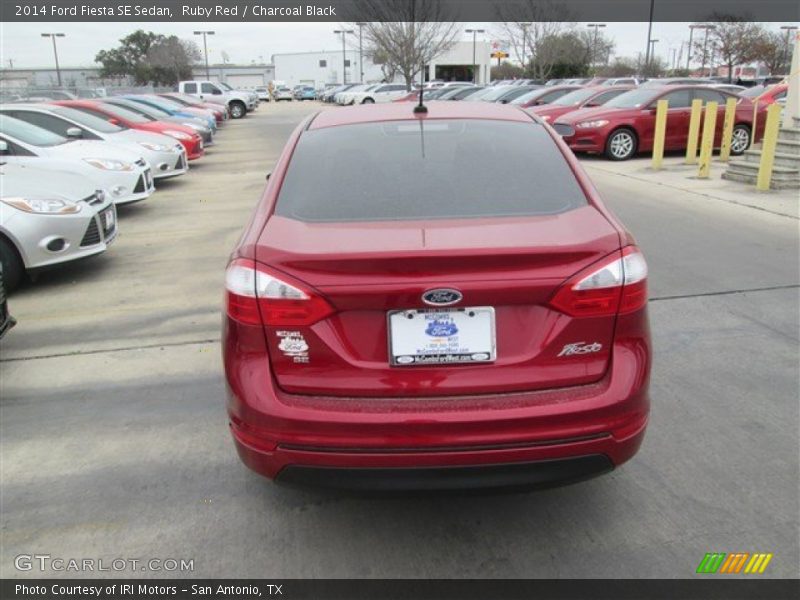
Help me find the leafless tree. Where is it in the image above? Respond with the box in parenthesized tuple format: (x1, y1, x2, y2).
(693, 14, 763, 81)
(493, 0, 576, 79)
(751, 29, 791, 76)
(350, 0, 459, 89)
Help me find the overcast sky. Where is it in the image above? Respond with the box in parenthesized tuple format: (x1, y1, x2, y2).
(1, 21, 796, 69)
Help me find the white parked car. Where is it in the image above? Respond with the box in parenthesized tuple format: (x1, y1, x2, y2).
(349, 83, 410, 104)
(273, 87, 294, 102)
(0, 115, 154, 205)
(336, 84, 378, 105)
(1, 104, 187, 181)
(0, 161, 117, 290)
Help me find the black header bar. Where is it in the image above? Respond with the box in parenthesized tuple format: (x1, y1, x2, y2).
(2, 0, 799, 23)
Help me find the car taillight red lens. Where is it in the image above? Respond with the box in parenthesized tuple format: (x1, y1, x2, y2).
(550, 246, 648, 317)
(225, 258, 334, 326)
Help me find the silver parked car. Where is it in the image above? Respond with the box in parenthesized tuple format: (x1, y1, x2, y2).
(0, 104, 188, 181)
(0, 161, 117, 290)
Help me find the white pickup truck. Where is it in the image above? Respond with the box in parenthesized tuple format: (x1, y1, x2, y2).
(177, 80, 256, 119)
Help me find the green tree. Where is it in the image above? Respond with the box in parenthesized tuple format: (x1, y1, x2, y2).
(96, 30, 199, 86)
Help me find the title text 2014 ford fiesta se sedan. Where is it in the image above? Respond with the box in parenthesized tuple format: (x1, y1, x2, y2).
(223, 102, 651, 491)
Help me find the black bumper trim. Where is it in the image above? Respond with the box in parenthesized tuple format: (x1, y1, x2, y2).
(276, 454, 613, 491)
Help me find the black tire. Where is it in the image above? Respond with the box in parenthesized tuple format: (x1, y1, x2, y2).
(229, 101, 246, 119)
(604, 127, 638, 161)
(361, 97, 375, 104)
(0, 237, 24, 292)
(730, 123, 751, 156)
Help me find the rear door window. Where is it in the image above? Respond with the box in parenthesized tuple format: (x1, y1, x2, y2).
(692, 89, 727, 104)
(184, 83, 197, 94)
(661, 89, 691, 108)
(275, 120, 587, 222)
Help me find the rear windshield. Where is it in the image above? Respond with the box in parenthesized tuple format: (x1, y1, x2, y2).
(275, 119, 587, 222)
(51, 106, 126, 132)
(552, 88, 598, 106)
(97, 102, 153, 123)
(106, 99, 166, 119)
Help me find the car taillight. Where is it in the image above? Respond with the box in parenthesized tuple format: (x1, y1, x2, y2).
(549, 246, 648, 317)
(225, 258, 334, 326)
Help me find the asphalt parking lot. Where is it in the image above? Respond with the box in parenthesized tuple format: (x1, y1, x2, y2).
(0, 101, 798, 579)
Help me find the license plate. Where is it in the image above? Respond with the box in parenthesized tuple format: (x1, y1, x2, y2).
(388, 307, 496, 366)
(102, 208, 115, 230)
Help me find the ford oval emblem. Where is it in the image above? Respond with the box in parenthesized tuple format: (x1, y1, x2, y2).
(422, 288, 463, 306)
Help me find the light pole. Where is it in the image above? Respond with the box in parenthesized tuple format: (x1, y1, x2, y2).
(193, 31, 215, 79)
(644, 0, 655, 73)
(356, 22, 365, 83)
(700, 25, 715, 77)
(465, 29, 485, 84)
(333, 29, 354, 84)
(520, 23, 531, 75)
(649, 39, 659, 73)
(587, 23, 606, 68)
(687, 25, 700, 70)
(41, 33, 65, 87)
(780, 26, 798, 73)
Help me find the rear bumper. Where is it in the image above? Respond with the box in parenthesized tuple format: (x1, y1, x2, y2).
(234, 426, 643, 490)
(225, 309, 651, 488)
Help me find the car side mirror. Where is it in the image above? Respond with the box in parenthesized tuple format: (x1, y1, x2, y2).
(66, 127, 83, 138)
(585, 101, 599, 107)
(0, 140, 8, 153)
(108, 118, 120, 125)
(212, 88, 223, 95)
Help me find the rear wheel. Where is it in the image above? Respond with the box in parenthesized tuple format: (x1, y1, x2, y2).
(361, 97, 375, 104)
(604, 128, 638, 161)
(229, 101, 246, 119)
(730, 124, 751, 155)
(0, 237, 24, 292)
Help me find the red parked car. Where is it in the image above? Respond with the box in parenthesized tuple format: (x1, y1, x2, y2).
(527, 85, 634, 123)
(52, 100, 205, 160)
(553, 85, 765, 160)
(509, 85, 583, 109)
(223, 102, 651, 490)
(740, 83, 788, 106)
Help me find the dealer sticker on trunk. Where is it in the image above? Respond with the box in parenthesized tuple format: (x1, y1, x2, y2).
(276, 330, 310, 363)
(388, 307, 496, 366)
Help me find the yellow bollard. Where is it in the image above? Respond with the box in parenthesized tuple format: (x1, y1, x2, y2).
(651, 99, 669, 170)
(751, 99, 759, 149)
(719, 97, 737, 162)
(697, 101, 718, 178)
(685, 99, 703, 164)
(756, 103, 783, 191)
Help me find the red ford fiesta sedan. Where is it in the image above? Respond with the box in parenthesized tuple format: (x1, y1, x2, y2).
(223, 102, 651, 490)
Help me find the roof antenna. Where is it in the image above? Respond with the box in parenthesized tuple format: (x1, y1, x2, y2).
(414, 64, 427, 114)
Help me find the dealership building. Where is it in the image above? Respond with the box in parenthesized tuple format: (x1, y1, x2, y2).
(272, 41, 492, 88)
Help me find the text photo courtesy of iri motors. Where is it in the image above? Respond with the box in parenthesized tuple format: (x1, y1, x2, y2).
(0, 1, 798, 598)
